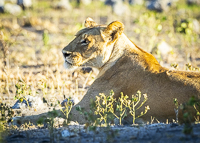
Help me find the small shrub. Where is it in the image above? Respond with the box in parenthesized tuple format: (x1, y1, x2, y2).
(94, 90, 150, 125)
(59, 97, 73, 122)
(42, 30, 49, 46)
(127, 91, 150, 124)
(0, 102, 14, 141)
(174, 96, 200, 135)
(94, 90, 115, 125)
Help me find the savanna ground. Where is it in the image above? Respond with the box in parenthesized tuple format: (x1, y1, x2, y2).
(0, 0, 200, 142)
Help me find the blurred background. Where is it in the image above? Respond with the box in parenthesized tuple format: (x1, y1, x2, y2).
(0, 0, 200, 107)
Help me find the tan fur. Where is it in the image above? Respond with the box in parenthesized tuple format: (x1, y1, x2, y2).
(62, 18, 200, 124)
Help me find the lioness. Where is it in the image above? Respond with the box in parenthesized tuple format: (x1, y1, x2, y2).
(62, 18, 200, 124)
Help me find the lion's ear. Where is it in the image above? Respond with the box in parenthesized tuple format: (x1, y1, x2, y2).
(84, 17, 98, 28)
(102, 21, 124, 41)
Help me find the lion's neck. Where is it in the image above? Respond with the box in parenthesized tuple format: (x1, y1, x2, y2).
(97, 34, 140, 78)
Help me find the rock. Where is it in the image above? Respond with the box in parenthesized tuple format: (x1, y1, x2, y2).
(105, 0, 115, 5)
(17, 0, 32, 10)
(12, 95, 43, 109)
(192, 19, 200, 33)
(4, 3, 22, 15)
(151, 40, 175, 63)
(0, 0, 4, 13)
(68, 121, 79, 125)
(54, 117, 65, 127)
(157, 40, 173, 56)
(0, 7, 4, 13)
(53, 0, 72, 10)
(62, 130, 70, 137)
(81, 67, 93, 74)
(61, 97, 79, 107)
(129, 0, 144, 5)
(187, 0, 200, 5)
(146, 0, 178, 12)
(61, 129, 77, 137)
(82, 0, 92, 5)
(105, 0, 129, 16)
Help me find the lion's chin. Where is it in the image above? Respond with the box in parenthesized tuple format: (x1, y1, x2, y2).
(63, 62, 78, 71)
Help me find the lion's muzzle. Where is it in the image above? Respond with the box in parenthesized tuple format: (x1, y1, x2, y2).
(62, 50, 71, 59)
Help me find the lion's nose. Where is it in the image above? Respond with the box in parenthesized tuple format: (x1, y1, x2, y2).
(62, 51, 71, 58)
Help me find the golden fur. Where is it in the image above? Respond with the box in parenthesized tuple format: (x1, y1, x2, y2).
(62, 18, 200, 124)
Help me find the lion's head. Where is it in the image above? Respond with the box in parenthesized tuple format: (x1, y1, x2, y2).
(62, 18, 124, 69)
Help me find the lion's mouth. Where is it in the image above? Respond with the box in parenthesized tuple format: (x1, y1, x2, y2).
(65, 60, 73, 65)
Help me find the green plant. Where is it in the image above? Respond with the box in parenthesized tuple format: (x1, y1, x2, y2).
(0, 103, 14, 142)
(174, 98, 179, 123)
(175, 96, 200, 135)
(76, 100, 100, 142)
(15, 80, 32, 108)
(185, 63, 200, 71)
(170, 63, 179, 69)
(175, 19, 194, 35)
(42, 29, 49, 46)
(38, 79, 48, 98)
(127, 91, 150, 124)
(15, 80, 31, 98)
(59, 97, 73, 122)
(111, 92, 129, 125)
(76, 100, 100, 128)
(94, 90, 150, 125)
(45, 108, 61, 143)
(94, 90, 115, 125)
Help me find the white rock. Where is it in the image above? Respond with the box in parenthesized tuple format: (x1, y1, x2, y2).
(157, 40, 172, 56)
(193, 19, 200, 33)
(17, 0, 32, 7)
(4, 3, 22, 15)
(82, 0, 91, 5)
(112, 1, 129, 16)
(0, 0, 4, 6)
(54, 0, 72, 10)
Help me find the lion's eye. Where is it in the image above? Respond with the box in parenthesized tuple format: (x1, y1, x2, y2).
(80, 39, 89, 45)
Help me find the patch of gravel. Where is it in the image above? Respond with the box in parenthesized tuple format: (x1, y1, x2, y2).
(4, 123, 200, 143)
